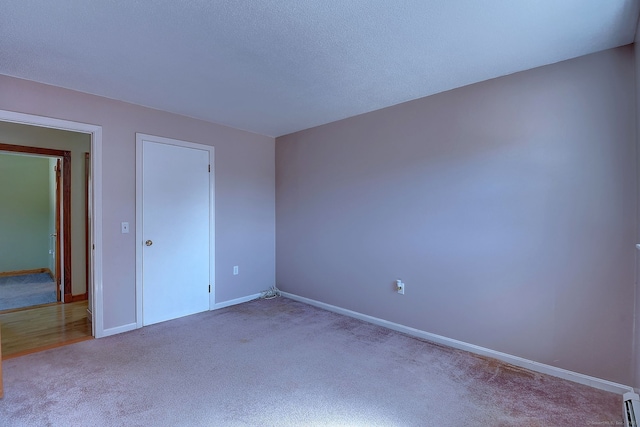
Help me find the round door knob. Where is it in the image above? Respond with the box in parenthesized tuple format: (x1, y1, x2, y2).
(145, 240, 153, 246)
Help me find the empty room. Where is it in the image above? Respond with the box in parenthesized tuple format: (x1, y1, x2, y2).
(1, 1, 640, 426)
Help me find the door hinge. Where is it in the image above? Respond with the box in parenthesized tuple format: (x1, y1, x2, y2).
(208, 164, 210, 172)
(208, 285, 211, 293)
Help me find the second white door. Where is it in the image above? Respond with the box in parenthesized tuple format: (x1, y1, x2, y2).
(140, 135, 212, 326)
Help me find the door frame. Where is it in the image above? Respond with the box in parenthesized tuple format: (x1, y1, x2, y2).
(0, 143, 72, 302)
(84, 153, 91, 306)
(55, 158, 62, 301)
(0, 110, 104, 338)
(135, 133, 215, 328)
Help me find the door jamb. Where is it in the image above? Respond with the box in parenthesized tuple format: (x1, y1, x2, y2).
(84, 152, 90, 305)
(0, 110, 104, 338)
(55, 159, 62, 301)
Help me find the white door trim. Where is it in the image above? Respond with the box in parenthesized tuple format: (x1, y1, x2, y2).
(0, 109, 104, 338)
(135, 133, 215, 328)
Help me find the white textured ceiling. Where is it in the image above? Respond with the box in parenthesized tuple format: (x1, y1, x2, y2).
(1, 1, 639, 137)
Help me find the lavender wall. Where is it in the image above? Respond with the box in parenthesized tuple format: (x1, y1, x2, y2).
(0, 75, 275, 331)
(276, 46, 636, 384)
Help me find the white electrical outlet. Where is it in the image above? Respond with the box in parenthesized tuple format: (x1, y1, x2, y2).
(121, 222, 129, 234)
(396, 280, 405, 295)
(233, 266, 239, 275)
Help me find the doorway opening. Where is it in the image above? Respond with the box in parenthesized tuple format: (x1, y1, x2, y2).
(0, 143, 73, 310)
(0, 110, 103, 344)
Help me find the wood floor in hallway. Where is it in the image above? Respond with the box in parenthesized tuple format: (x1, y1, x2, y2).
(0, 301, 92, 359)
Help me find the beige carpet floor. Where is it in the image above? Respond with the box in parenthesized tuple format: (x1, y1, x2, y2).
(0, 297, 623, 426)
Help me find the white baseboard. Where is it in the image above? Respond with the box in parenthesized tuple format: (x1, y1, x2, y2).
(212, 293, 261, 310)
(281, 292, 634, 395)
(98, 295, 260, 338)
(100, 322, 137, 338)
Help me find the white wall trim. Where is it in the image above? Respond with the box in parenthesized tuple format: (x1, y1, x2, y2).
(135, 136, 143, 329)
(281, 292, 635, 395)
(211, 293, 261, 310)
(108, 294, 258, 334)
(0, 110, 105, 339)
(101, 322, 137, 337)
(135, 133, 215, 328)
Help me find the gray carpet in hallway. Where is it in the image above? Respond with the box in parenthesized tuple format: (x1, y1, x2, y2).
(0, 273, 56, 311)
(0, 297, 622, 426)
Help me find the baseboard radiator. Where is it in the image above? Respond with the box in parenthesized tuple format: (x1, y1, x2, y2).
(625, 392, 640, 427)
